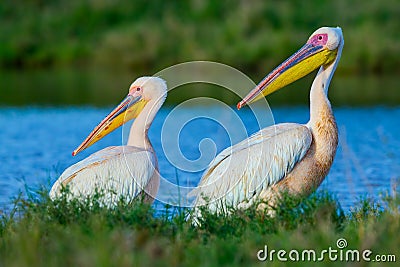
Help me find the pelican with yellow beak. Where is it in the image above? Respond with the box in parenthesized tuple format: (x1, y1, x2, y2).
(190, 27, 344, 213)
(50, 77, 167, 204)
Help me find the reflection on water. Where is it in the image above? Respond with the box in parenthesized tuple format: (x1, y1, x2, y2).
(0, 68, 399, 106)
(0, 106, 399, 212)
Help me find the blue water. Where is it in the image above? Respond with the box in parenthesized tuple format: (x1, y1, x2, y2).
(0, 106, 399, 212)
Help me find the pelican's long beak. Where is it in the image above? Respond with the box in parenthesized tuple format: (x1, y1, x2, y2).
(237, 42, 337, 109)
(72, 94, 147, 156)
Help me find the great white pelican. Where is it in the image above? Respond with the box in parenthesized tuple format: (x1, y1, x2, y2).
(50, 77, 167, 205)
(190, 27, 344, 214)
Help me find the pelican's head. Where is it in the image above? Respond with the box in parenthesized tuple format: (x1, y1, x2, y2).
(238, 27, 344, 109)
(72, 76, 167, 156)
(132, 76, 168, 102)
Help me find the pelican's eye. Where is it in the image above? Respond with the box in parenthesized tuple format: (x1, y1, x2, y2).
(129, 86, 142, 95)
(308, 33, 328, 46)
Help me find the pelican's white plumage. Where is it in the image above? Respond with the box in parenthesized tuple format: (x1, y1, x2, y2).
(50, 77, 167, 204)
(50, 146, 157, 203)
(190, 124, 312, 210)
(190, 27, 344, 214)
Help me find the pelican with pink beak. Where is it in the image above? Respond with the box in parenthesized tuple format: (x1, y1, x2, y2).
(50, 77, 167, 205)
(190, 27, 344, 214)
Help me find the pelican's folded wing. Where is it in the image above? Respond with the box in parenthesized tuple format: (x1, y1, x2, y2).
(50, 146, 156, 202)
(189, 123, 312, 209)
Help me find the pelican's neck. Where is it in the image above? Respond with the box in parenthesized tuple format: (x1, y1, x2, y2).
(306, 43, 342, 166)
(308, 42, 342, 128)
(308, 67, 333, 127)
(128, 94, 166, 150)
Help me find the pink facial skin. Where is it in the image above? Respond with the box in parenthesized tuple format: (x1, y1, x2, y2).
(308, 33, 328, 46)
(128, 86, 143, 99)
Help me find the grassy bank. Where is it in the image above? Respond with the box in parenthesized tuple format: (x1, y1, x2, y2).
(0, 189, 398, 266)
(1, 0, 399, 77)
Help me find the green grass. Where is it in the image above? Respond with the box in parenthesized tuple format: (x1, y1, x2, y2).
(0, 188, 399, 266)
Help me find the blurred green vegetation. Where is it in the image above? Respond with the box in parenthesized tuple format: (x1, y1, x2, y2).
(0, 189, 399, 266)
(0, 0, 399, 76)
(1, 0, 399, 106)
